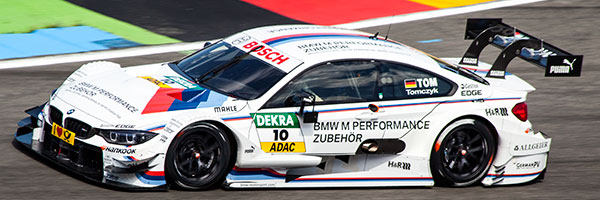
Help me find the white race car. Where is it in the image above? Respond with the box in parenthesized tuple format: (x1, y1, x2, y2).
(15, 19, 582, 190)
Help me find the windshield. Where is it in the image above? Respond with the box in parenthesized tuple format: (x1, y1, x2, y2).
(174, 42, 287, 100)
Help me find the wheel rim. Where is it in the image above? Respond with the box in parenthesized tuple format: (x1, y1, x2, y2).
(441, 126, 489, 181)
(174, 133, 222, 183)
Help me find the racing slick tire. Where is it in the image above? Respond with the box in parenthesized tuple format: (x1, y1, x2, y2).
(165, 123, 234, 190)
(430, 118, 496, 187)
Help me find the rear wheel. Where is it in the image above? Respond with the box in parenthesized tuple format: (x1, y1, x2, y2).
(165, 123, 233, 190)
(430, 119, 496, 187)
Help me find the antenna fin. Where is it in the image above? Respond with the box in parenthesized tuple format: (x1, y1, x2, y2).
(369, 32, 379, 39)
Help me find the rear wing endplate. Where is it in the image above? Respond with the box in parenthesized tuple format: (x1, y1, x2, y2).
(460, 18, 583, 78)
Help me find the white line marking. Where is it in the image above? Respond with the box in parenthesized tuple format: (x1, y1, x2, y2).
(0, 0, 545, 69)
(334, 0, 546, 29)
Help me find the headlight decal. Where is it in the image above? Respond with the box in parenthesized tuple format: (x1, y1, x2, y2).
(98, 130, 158, 145)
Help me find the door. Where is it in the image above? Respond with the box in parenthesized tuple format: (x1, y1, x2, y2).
(259, 60, 382, 154)
(256, 60, 457, 154)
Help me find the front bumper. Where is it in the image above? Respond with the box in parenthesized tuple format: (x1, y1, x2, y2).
(14, 105, 168, 190)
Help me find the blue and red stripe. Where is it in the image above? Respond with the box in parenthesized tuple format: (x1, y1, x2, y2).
(227, 167, 286, 180)
(226, 98, 521, 120)
(228, 167, 432, 182)
(317, 97, 522, 113)
(123, 156, 138, 161)
(293, 177, 433, 182)
(487, 171, 543, 178)
(222, 116, 252, 122)
(146, 124, 166, 132)
(262, 33, 403, 47)
(135, 171, 166, 185)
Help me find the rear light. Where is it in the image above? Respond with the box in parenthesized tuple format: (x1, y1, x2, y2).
(512, 102, 528, 121)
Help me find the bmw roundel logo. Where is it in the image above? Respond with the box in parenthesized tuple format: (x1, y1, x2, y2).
(67, 109, 75, 115)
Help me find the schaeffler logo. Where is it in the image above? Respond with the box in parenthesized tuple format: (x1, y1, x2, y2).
(462, 57, 478, 65)
(489, 70, 505, 77)
(549, 58, 576, 74)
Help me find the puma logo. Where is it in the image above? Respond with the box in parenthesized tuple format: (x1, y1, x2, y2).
(563, 58, 576, 70)
(549, 58, 577, 74)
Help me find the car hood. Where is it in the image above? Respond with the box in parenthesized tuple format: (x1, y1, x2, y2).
(52, 63, 232, 124)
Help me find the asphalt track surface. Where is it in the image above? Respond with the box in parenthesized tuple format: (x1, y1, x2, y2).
(2, 0, 599, 199)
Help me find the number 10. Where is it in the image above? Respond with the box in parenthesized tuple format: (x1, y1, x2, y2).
(273, 129, 289, 141)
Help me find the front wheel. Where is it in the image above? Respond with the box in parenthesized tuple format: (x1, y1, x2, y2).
(430, 119, 496, 187)
(165, 123, 234, 190)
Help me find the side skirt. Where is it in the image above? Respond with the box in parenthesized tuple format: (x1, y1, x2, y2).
(225, 154, 434, 188)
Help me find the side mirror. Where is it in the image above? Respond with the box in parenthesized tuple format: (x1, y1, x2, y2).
(203, 42, 212, 48)
(300, 95, 318, 123)
(285, 92, 319, 123)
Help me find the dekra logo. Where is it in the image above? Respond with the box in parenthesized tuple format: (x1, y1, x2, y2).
(253, 113, 299, 128)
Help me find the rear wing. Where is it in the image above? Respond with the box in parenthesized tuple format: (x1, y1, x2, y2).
(459, 18, 583, 78)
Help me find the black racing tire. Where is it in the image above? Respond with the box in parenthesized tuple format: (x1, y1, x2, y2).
(430, 119, 496, 187)
(165, 123, 234, 190)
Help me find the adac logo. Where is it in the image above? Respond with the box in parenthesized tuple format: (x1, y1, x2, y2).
(67, 109, 75, 115)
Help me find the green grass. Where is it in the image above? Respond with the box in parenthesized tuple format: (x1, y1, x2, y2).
(0, 0, 180, 44)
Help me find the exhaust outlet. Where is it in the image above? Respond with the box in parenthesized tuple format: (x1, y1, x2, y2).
(361, 141, 379, 153)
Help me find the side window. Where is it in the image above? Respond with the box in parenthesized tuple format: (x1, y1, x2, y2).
(377, 62, 454, 100)
(264, 60, 378, 108)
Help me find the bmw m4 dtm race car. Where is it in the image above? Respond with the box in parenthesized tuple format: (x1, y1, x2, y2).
(15, 19, 583, 190)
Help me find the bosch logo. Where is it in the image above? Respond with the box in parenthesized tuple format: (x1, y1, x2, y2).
(67, 109, 75, 115)
(231, 36, 251, 45)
